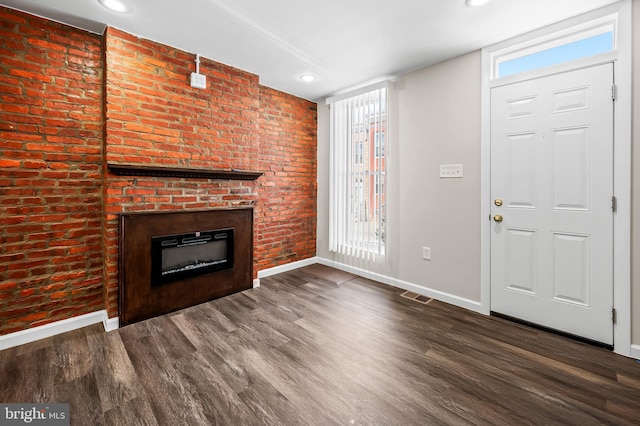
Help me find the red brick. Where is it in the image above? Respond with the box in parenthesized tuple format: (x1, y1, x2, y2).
(14, 312, 48, 323)
(0, 159, 21, 167)
(256, 86, 317, 273)
(0, 6, 104, 335)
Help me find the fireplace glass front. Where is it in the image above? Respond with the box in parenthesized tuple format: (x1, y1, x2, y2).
(151, 229, 234, 286)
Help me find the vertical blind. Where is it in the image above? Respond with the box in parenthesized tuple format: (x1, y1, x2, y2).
(328, 82, 387, 259)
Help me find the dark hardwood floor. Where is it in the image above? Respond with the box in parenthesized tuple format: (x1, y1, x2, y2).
(1, 267, 640, 425)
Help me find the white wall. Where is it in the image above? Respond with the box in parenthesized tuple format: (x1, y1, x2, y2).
(317, 51, 482, 304)
(395, 52, 482, 301)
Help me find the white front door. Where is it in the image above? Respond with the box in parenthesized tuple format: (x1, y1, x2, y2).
(490, 63, 614, 345)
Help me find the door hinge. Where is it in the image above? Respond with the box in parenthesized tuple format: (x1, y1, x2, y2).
(612, 307, 617, 324)
(612, 84, 617, 101)
(612, 195, 617, 213)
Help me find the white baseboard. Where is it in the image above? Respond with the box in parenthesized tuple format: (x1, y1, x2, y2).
(0, 310, 110, 351)
(0, 257, 477, 352)
(103, 316, 120, 332)
(316, 257, 483, 314)
(257, 256, 483, 314)
(317, 258, 640, 358)
(257, 256, 318, 279)
(314, 259, 638, 358)
(8, 261, 627, 355)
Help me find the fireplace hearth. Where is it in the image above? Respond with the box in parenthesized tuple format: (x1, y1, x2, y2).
(119, 208, 253, 326)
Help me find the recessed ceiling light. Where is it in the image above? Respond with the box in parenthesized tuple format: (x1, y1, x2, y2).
(299, 74, 316, 82)
(98, 0, 132, 13)
(465, 0, 490, 6)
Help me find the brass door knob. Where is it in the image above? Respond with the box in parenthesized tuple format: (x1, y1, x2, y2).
(494, 199, 503, 206)
(493, 214, 503, 223)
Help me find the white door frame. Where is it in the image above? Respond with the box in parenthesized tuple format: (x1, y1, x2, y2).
(480, 0, 632, 356)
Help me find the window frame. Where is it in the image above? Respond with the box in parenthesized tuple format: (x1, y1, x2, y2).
(327, 81, 390, 258)
(488, 13, 619, 85)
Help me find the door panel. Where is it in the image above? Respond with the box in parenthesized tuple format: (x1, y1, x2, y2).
(506, 132, 538, 208)
(552, 86, 590, 113)
(505, 229, 537, 294)
(507, 96, 537, 119)
(551, 127, 590, 210)
(490, 63, 614, 345)
(551, 232, 590, 306)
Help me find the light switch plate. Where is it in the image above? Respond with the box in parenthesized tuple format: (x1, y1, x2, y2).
(440, 164, 463, 178)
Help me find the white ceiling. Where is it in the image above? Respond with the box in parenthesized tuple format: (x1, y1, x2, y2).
(0, 0, 621, 101)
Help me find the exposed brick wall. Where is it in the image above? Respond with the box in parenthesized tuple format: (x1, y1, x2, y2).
(102, 27, 260, 316)
(257, 87, 317, 270)
(104, 27, 259, 170)
(1, 8, 317, 331)
(0, 7, 104, 334)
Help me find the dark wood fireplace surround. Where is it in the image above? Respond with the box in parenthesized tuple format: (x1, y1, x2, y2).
(116, 163, 261, 326)
(113, 163, 262, 326)
(119, 207, 254, 326)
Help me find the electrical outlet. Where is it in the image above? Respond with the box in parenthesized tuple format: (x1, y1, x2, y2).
(422, 246, 431, 260)
(190, 72, 207, 89)
(439, 164, 463, 178)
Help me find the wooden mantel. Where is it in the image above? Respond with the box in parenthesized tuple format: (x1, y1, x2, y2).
(107, 163, 263, 181)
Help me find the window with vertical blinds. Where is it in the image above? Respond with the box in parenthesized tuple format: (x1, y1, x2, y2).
(328, 82, 388, 259)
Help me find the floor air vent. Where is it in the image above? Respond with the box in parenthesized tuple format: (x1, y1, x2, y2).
(400, 291, 433, 305)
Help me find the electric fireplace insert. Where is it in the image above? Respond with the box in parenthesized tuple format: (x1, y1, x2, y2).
(151, 228, 234, 286)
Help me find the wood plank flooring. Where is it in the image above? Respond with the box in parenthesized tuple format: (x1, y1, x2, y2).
(1, 267, 640, 425)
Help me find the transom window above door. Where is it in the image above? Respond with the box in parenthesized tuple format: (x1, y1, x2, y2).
(490, 15, 617, 81)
